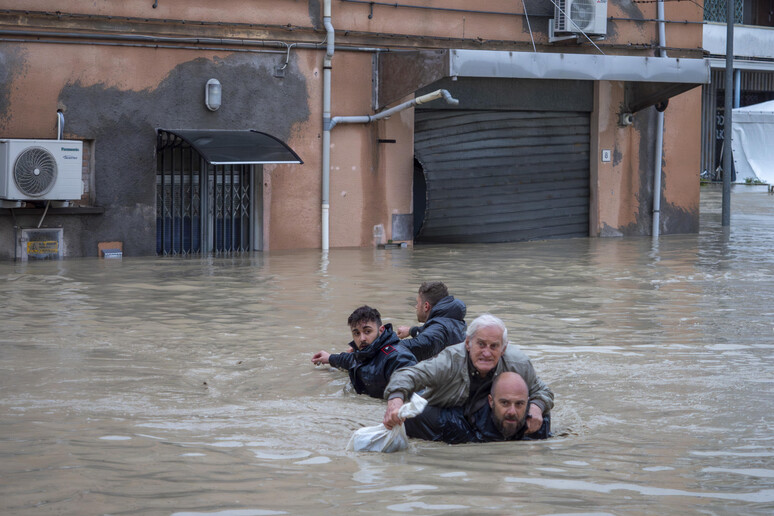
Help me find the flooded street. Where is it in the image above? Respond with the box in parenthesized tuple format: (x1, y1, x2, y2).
(2, 183, 774, 515)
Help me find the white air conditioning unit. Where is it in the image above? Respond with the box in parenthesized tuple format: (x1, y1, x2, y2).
(552, 0, 608, 37)
(0, 139, 83, 201)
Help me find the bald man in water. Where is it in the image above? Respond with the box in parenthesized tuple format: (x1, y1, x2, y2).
(404, 372, 547, 444)
(384, 314, 553, 436)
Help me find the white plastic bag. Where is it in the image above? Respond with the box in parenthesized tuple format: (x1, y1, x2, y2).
(346, 393, 428, 453)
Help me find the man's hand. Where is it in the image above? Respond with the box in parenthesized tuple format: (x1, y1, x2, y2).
(526, 404, 543, 434)
(396, 326, 411, 339)
(383, 397, 405, 429)
(311, 351, 331, 365)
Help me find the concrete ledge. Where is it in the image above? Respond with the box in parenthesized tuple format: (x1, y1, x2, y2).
(0, 206, 105, 216)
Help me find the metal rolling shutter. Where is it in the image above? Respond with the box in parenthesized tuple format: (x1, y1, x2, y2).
(414, 109, 590, 243)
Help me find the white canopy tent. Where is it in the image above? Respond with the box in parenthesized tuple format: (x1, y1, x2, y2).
(731, 100, 774, 184)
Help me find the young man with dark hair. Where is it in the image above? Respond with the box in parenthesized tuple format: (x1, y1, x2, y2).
(396, 281, 467, 361)
(312, 306, 417, 399)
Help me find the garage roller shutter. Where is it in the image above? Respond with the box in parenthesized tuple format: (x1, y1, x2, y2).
(414, 109, 590, 243)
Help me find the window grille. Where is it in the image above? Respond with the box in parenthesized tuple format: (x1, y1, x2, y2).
(156, 132, 252, 255)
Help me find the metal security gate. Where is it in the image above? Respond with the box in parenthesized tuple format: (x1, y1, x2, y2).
(156, 132, 252, 255)
(414, 109, 590, 243)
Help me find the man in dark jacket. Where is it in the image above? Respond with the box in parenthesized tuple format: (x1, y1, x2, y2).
(383, 314, 553, 436)
(396, 281, 467, 361)
(404, 372, 550, 444)
(311, 306, 417, 399)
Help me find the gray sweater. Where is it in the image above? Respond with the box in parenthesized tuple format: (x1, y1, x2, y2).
(384, 342, 554, 414)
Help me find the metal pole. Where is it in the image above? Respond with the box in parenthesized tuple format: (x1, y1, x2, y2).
(178, 145, 184, 254)
(171, 143, 176, 253)
(189, 147, 194, 254)
(722, 0, 734, 227)
(159, 136, 166, 254)
(200, 159, 208, 254)
(733, 69, 741, 108)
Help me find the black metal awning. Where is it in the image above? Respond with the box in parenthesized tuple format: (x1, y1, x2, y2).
(157, 129, 303, 165)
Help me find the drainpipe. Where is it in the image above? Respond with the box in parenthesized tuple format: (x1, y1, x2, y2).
(322, 89, 458, 249)
(321, 0, 334, 250)
(319, 1, 457, 250)
(329, 89, 459, 130)
(652, 0, 667, 239)
(57, 110, 64, 140)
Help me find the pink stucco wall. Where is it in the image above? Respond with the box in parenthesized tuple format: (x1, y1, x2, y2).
(0, 1, 705, 257)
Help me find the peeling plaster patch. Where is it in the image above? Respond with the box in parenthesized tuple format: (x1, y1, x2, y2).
(519, 0, 550, 35)
(621, 108, 658, 236)
(605, 0, 651, 41)
(0, 45, 28, 129)
(57, 52, 309, 256)
(660, 201, 699, 234)
(617, 0, 647, 28)
(521, 17, 550, 37)
(600, 223, 624, 237)
(634, 109, 658, 235)
(523, 0, 553, 17)
(635, 109, 702, 236)
(613, 148, 623, 167)
(607, 20, 619, 40)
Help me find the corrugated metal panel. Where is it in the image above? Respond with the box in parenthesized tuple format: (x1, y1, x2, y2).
(414, 109, 589, 243)
(711, 69, 774, 92)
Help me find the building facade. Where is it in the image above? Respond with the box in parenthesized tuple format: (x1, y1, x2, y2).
(0, 0, 707, 259)
(700, 0, 774, 182)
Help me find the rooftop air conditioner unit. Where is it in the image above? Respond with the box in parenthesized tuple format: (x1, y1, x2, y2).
(551, 0, 608, 38)
(0, 139, 83, 201)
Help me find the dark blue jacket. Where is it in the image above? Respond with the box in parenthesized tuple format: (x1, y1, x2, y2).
(402, 295, 467, 362)
(328, 324, 417, 399)
(405, 402, 550, 444)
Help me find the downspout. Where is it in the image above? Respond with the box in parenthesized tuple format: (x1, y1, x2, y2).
(652, 0, 667, 239)
(319, 0, 458, 250)
(329, 89, 459, 129)
(322, 89, 458, 247)
(57, 110, 64, 140)
(321, 0, 334, 250)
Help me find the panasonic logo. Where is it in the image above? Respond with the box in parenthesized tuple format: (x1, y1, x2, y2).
(61, 147, 79, 152)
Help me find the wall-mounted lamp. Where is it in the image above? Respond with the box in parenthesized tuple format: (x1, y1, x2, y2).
(205, 79, 221, 111)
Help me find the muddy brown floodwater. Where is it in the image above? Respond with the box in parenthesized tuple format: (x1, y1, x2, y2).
(2, 184, 774, 515)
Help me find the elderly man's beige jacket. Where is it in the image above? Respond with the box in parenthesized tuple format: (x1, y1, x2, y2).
(384, 342, 554, 414)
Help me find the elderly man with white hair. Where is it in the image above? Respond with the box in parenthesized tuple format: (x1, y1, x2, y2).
(383, 313, 553, 437)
